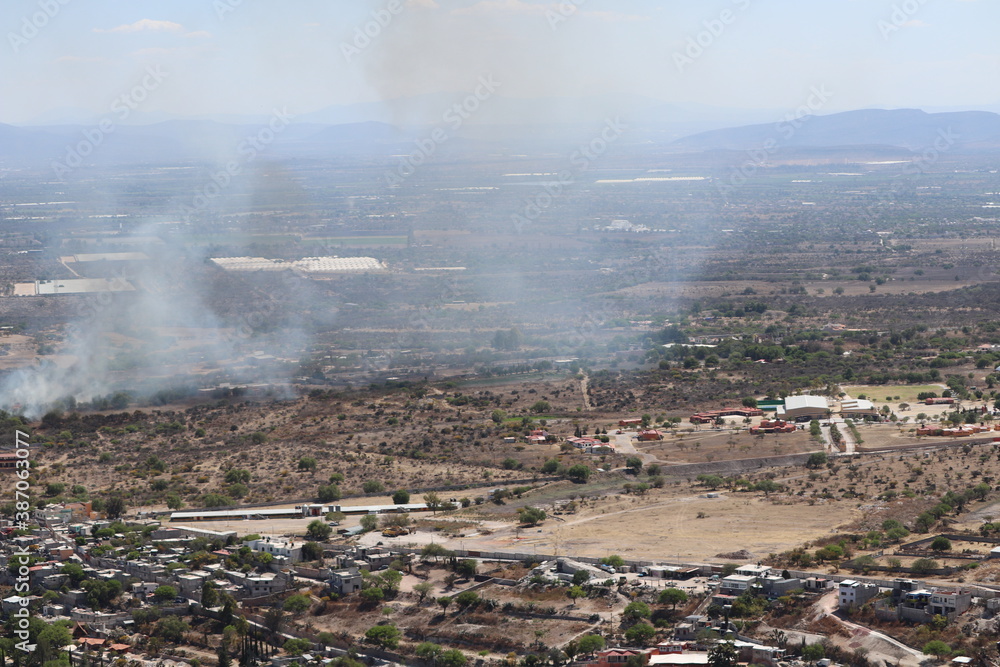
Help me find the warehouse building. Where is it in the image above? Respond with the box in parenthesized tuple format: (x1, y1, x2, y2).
(776, 395, 830, 422)
(840, 398, 878, 419)
(211, 256, 386, 274)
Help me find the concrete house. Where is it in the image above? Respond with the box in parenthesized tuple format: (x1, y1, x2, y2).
(838, 580, 879, 610)
(329, 567, 363, 595)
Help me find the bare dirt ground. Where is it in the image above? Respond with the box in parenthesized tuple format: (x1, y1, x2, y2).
(377, 490, 859, 563)
(641, 425, 817, 465)
(0, 334, 41, 369)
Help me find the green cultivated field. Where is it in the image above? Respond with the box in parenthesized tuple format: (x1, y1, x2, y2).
(841, 384, 948, 404)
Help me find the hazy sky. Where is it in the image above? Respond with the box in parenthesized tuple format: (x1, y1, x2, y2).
(2, 0, 998, 124)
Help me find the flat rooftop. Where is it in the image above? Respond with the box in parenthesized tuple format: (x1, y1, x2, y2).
(14, 278, 136, 296)
(211, 256, 386, 273)
(68, 252, 149, 262)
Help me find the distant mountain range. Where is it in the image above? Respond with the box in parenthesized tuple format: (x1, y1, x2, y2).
(670, 108, 1000, 152)
(3, 105, 1000, 169)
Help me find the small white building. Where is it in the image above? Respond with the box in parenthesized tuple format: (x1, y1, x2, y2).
(720, 574, 756, 595)
(245, 538, 302, 562)
(735, 564, 771, 578)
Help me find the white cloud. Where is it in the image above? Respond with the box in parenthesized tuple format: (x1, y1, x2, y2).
(55, 56, 107, 64)
(453, 0, 549, 17)
(582, 11, 647, 23)
(95, 19, 184, 34)
(129, 47, 172, 58)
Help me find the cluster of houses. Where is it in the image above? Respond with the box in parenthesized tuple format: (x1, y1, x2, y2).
(0, 504, 312, 665)
(566, 436, 617, 453)
(0, 520, 297, 616)
(582, 637, 785, 667)
(916, 423, 1000, 437)
(842, 579, 975, 623)
(327, 545, 398, 595)
(710, 565, 831, 607)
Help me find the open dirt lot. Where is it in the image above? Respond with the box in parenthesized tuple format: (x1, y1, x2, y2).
(642, 425, 817, 465)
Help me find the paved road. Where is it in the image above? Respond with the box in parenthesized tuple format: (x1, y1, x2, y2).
(612, 430, 657, 464)
(830, 418, 857, 455)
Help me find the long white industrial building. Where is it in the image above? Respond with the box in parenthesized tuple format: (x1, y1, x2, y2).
(211, 256, 386, 274)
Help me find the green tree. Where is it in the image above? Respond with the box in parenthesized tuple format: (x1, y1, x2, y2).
(301, 541, 324, 561)
(283, 638, 312, 656)
(601, 555, 625, 568)
(623, 600, 651, 621)
(930, 536, 952, 552)
(153, 616, 189, 643)
(518, 506, 547, 526)
(360, 514, 378, 532)
(437, 596, 453, 614)
(392, 489, 410, 505)
(61, 562, 86, 585)
(802, 644, 825, 662)
(298, 456, 317, 471)
(530, 400, 551, 414)
(317, 484, 342, 502)
(201, 579, 219, 608)
(421, 543, 452, 561)
(153, 585, 178, 602)
(361, 587, 384, 604)
(438, 649, 468, 667)
(541, 459, 560, 474)
(625, 456, 643, 472)
(454, 591, 479, 608)
(806, 452, 827, 468)
(922, 640, 951, 658)
(456, 559, 477, 579)
(283, 594, 311, 614)
(424, 492, 443, 514)
(624, 622, 655, 646)
(911, 558, 940, 574)
(306, 519, 332, 541)
(224, 469, 251, 484)
(363, 480, 385, 494)
(567, 464, 591, 483)
(413, 581, 434, 602)
(708, 641, 739, 667)
(416, 642, 442, 663)
(577, 635, 606, 655)
(81, 578, 122, 608)
(492, 327, 523, 351)
(105, 494, 126, 519)
(659, 588, 688, 610)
